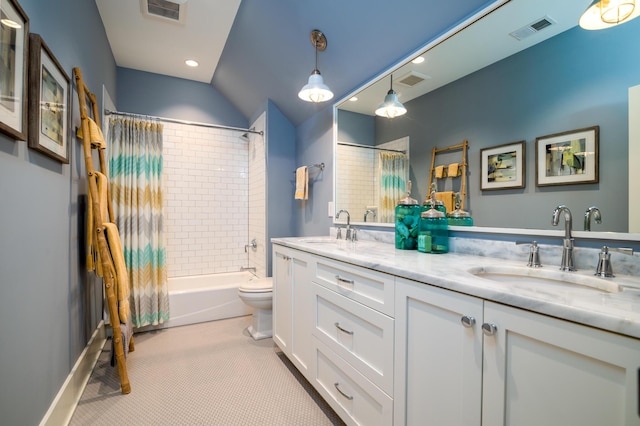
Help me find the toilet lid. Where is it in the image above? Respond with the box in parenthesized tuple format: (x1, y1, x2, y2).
(239, 278, 273, 293)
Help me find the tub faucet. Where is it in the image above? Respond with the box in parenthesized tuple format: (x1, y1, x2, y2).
(336, 209, 351, 240)
(584, 206, 602, 231)
(552, 205, 576, 271)
(364, 209, 377, 222)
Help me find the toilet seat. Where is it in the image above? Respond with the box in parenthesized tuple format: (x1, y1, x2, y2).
(239, 278, 272, 293)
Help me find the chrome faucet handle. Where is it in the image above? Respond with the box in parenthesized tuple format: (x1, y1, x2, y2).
(595, 246, 634, 278)
(350, 227, 357, 242)
(336, 227, 343, 240)
(345, 227, 352, 241)
(515, 240, 542, 268)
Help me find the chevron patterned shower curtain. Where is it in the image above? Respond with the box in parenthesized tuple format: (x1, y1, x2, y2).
(108, 117, 169, 328)
(379, 151, 409, 222)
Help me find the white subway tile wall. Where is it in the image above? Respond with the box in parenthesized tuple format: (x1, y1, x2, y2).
(335, 137, 408, 222)
(163, 122, 249, 278)
(336, 144, 375, 222)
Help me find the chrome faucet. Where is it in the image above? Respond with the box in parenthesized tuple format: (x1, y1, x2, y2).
(244, 238, 257, 252)
(584, 206, 602, 231)
(552, 205, 576, 271)
(336, 209, 351, 240)
(364, 209, 377, 222)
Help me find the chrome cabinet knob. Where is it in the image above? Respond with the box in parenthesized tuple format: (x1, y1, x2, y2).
(482, 323, 497, 336)
(460, 316, 476, 328)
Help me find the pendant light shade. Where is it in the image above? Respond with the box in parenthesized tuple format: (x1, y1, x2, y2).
(375, 75, 407, 118)
(298, 30, 334, 103)
(580, 0, 640, 30)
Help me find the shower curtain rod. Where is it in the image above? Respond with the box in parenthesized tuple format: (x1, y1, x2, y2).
(338, 141, 406, 154)
(104, 109, 264, 136)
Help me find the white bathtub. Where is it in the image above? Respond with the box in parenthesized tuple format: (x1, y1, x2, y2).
(164, 271, 254, 328)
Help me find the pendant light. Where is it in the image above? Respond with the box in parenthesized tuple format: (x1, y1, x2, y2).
(298, 30, 334, 103)
(580, 0, 640, 30)
(375, 75, 407, 118)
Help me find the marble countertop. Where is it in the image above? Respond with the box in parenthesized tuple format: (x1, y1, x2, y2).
(272, 237, 640, 339)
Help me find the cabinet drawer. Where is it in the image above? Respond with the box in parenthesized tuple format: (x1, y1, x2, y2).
(314, 257, 394, 316)
(313, 283, 394, 395)
(312, 337, 393, 426)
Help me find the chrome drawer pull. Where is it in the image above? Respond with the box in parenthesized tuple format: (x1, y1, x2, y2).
(460, 316, 476, 328)
(335, 322, 354, 335)
(335, 275, 354, 286)
(334, 382, 354, 400)
(482, 323, 498, 336)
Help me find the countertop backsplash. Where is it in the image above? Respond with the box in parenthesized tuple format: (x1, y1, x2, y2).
(328, 227, 640, 277)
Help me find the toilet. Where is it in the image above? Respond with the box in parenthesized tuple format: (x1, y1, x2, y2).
(238, 277, 273, 340)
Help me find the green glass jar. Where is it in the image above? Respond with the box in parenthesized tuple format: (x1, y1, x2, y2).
(395, 200, 422, 250)
(447, 209, 474, 226)
(395, 182, 422, 250)
(418, 191, 449, 254)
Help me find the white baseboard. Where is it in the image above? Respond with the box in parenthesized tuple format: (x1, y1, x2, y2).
(39, 321, 107, 426)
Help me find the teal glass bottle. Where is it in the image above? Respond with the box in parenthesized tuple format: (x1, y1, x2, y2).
(418, 191, 449, 253)
(395, 182, 422, 250)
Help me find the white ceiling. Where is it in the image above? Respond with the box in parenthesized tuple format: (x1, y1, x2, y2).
(95, 0, 241, 83)
(339, 0, 587, 115)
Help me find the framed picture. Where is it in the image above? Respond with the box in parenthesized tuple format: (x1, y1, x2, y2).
(0, 0, 29, 141)
(535, 126, 599, 187)
(28, 33, 71, 163)
(480, 141, 525, 190)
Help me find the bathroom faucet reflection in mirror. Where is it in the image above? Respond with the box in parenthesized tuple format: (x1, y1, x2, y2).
(584, 206, 602, 231)
(364, 209, 377, 222)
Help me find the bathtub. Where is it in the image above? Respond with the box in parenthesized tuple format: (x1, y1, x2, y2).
(164, 271, 254, 328)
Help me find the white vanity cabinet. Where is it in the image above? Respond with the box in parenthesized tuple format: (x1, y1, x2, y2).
(482, 301, 640, 426)
(272, 245, 313, 378)
(394, 277, 484, 425)
(310, 257, 395, 426)
(395, 278, 640, 426)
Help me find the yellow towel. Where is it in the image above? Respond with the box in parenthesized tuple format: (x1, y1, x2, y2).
(434, 165, 446, 179)
(87, 172, 109, 275)
(435, 191, 455, 213)
(447, 163, 460, 177)
(294, 166, 308, 200)
(77, 117, 106, 148)
(103, 223, 131, 324)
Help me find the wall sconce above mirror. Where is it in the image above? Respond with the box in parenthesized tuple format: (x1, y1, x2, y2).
(333, 0, 640, 239)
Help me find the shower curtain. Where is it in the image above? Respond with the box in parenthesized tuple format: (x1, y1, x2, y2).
(108, 117, 169, 328)
(379, 151, 409, 222)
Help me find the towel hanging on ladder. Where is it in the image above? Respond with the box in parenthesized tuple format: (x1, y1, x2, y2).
(294, 166, 308, 200)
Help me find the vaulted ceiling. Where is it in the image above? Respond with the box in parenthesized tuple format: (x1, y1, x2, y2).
(97, 0, 509, 126)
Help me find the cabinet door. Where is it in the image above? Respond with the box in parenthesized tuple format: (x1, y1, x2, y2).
(482, 301, 640, 426)
(395, 278, 484, 426)
(272, 249, 292, 354)
(290, 252, 311, 377)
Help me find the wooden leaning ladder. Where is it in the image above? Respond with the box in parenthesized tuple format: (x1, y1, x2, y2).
(73, 67, 133, 394)
(427, 140, 469, 210)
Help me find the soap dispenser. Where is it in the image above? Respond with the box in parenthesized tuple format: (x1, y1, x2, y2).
(395, 181, 422, 250)
(418, 190, 449, 253)
(447, 193, 474, 226)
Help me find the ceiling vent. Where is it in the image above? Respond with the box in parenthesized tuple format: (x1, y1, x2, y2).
(395, 71, 431, 88)
(141, 0, 187, 24)
(509, 16, 556, 41)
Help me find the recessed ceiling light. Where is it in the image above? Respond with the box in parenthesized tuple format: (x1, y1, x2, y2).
(349, 96, 358, 102)
(185, 59, 199, 67)
(412, 56, 425, 64)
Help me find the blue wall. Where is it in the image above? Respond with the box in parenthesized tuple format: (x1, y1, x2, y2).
(265, 100, 297, 274)
(295, 105, 335, 236)
(0, 1, 115, 424)
(374, 22, 640, 231)
(337, 110, 375, 145)
(117, 68, 247, 127)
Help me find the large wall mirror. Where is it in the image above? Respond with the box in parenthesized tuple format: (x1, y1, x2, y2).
(334, 0, 640, 239)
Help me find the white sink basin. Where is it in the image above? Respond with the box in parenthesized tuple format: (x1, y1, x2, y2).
(467, 265, 620, 293)
(297, 237, 336, 244)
